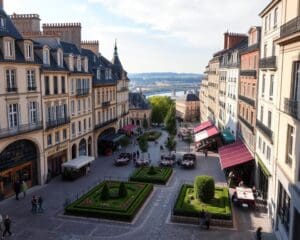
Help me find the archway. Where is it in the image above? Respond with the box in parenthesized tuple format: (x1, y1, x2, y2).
(131, 119, 134, 125)
(88, 137, 92, 156)
(136, 119, 140, 126)
(71, 144, 77, 159)
(0, 140, 38, 198)
(79, 139, 87, 156)
(97, 127, 116, 156)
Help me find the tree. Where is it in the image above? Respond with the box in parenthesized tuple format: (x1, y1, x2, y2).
(185, 132, 194, 152)
(194, 176, 215, 203)
(142, 117, 149, 129)
(164, 106, 177, 136)
(138, 135, 149, 160)
(119, 136, 130, 151)
(165, 136, 177, 154)
(118, 182, 128, 197)
(149, 96, 175, 124)
(100, 183, 110, 201)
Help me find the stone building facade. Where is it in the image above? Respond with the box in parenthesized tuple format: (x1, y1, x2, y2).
(176, 93, 200, 122)
(128, 92, 151, 127)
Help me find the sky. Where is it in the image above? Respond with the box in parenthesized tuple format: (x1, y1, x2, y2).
(5, 0, 270, 73)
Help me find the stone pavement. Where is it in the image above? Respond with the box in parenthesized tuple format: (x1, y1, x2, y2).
(0, 129, 276, 240)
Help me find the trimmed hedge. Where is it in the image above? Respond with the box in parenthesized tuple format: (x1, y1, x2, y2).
(194, 176, 215, 203)
(130, 167, 173, 185)
(138, 131, 162, 141)
(173, 184, 232, 220)
(65, 181, 153, 221)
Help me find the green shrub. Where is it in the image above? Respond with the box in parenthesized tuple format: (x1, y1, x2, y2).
(194, 176, 215, 203)
(130, 167, 172, 185)
(100, 183, 110, 201)
(118, 182, 128, 197)
(147, 166, 157, 175)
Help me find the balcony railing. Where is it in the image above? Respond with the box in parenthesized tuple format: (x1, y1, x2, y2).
(0, 121, 43, 139)
(46, 117, 70, 130)
(94, 118, 118, 130)
(238, 116, 254, 132)
(102, 101, 111, 107)
(284, 98, 298, 119)
(239, 95, 255, 107)
(240, 43, 260, 55)
(259, 56, 277, 69)
(220, 62, 240, 68)
(28, 86, 37, 91)
(280, 16, 300, 39)
(7, 87, 18, 92)
(118, 87, 128, 92)
(240, 70, 257, 78)
(256, 119, 273, 143)
(76, 88, 90, 96)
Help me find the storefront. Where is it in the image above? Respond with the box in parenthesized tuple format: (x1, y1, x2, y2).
(256, 155, 271, 201)
(46, 142, 68, 178)
(0, 140, 38, 199)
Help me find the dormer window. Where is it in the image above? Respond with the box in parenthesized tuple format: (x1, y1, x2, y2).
(97, 69, 101, 80)
(4, 39, 14, 59)
(77, 57, 81, 71)
(69, 55, 74, 71)
(57, 49, 63, 67)
(25, 42, 33, 60)
(84, 57, 88, 72)
(0, 17, 6, 29)
(43, 47, 50, 65)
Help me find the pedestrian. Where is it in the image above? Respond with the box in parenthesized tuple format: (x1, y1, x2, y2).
(31, 195, 37, 214)
(14, 180, 21, 200)
(136, 150, 140, 159)
(38, 196, 44, 213)
(21, 180, 27, 198)
(256, 227, 262, 240)
(0, 214, 3, 237)
(2, 215, 12, 238)
(204, 212, 210, 230)
(204, 150, 208, 158)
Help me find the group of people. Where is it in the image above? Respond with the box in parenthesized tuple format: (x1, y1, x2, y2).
(14, 180, 27, 200)
(0, 214, 12, 239)
(31, 195, 44, 214)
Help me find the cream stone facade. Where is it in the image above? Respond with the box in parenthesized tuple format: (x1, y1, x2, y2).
(207, 58, 219, 123)
(128, 92, 151, 127)
(200, 66, 209, 122)
(176, 93, 200, 122)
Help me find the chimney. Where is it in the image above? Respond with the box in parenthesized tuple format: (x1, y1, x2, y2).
(224, 32, 247, 50)
(224, 31, 229, 49)
(0, 0, 3, 9)
(81, 40, 99, 55)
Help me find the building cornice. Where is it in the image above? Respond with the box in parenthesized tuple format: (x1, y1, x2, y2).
(259, 0, 281, 17)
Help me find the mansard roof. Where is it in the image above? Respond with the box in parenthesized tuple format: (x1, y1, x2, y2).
(0, 8, 22, 39)
(129, 92, 150, 110)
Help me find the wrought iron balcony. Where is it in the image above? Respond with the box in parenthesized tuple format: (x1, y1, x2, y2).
(102, 101, 111, 107)
(259, 56, 277, 69)
(238, 116, 254, 132)
(220, 62, 240, 68)
(239, 95, 255, 107)
(28, 86, 37, 91)
(256, 119, 273, 143)
(0, 121, 43, 139)
(76, 88, 90, 96)
(6, 87, 18, 92)
(240, 70, 257, 78)
(284, 98, 298, 119)
(94, 118, 118, 130)
(280, 16, 300, 39)
(46, 117, 70, 130)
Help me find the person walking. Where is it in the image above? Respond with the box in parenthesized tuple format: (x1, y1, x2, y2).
(0, 214, 3, 238)
(256, 227, 262, 240)
(2, 215, 12, 238)
(14, 181, 21, 200)
(31, 195, 37, 214)
(21, 180, 27, 198)
(38, 196, 44, 213)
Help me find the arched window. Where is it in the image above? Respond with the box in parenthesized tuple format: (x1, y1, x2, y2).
(43, 47, 50, 65)
(79, 139, 87, 156)
(57, 49, 63, 67)
(71, 144, 77, 159)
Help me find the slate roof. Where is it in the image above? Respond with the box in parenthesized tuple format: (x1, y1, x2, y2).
(129, 92, 151, 110)
(60, 41, 80, 55)
(0, 8, 22, 39)
(186, 93, 200, 102)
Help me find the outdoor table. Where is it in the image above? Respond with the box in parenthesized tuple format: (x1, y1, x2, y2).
(236, 187, 255, 208)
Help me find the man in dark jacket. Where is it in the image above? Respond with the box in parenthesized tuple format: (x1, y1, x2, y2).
(2, 215, 12, 237)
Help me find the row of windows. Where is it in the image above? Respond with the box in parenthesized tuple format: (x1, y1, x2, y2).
(71, 118, 92, 138)
(45, 76, 66, 95)
(70, 98, 92, 116)
(96, 89, 116, 105)
(259, 106, 272, 129)
(264, 7, 279, 33)
(240, 82, 256, 99)
(257, 135, 272, 162)
(239, 104, 254, 126)
(261, 74, 274, 100)
(47, 128, 68, 146)
(3, 39, 33, 61)
(96, 107, 116, 124)
(5, 69, 37, 92)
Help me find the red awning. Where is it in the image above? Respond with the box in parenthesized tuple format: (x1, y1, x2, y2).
(195, 126, 219, 142)
(219, 141, 253, 169)
(194, 121, 213, 133)
(122, 124, 136, 132)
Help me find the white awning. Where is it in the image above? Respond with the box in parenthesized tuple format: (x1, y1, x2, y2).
(62, 156, 95, 170)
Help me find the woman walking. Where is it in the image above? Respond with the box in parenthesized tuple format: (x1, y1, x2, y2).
(2, 215, 12, 238)
(21, 180, 27, 198)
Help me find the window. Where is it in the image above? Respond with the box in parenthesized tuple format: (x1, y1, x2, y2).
(69, 55, 74, 71)
(5, 40, 14, 58)
(274, 8, 278, 28)
(45, 76, 50, 95)
(0, 17, 6, 29)
(43, 48, 50, 65)
(6, 69, 16, 91)
(97, 69, 101, 80)
(8, 103, 19, 128)
(272, 43, 276, 56)
(84, 119, 87, 131)
(71, 79, 75, 94)
(77, 100, 81, 114)
(78, 121, 81, 134)
(61, 76, 66, 94)
(286, 124, 294, 167)
(270, 75, 274, 100)
(291, 61, 300, 101)
(267, 111, 272, 128)
(260, 106, 264, 121)
(263, 142, 266, 154)
(278, 183, 290, 235)
(71, 123, 75, 137)
(89, 118, 91, 129)
(262, 75, 265, 97)
(88, 98, 91, 110)
(47, 134, 52, 146)
(53, 76, 58, 94)
(268, 13, 271, 30)
(57, 50, 63, 67)
(83, 99, 86, 112)
(55, 131, 60, 143)
(63, 129, 67, 140)
(266, 146, 271, 161)
(264, 44, 267, 58)
(29, 102, 38, 124)
(71, 100, 75, 116)
(258, 137, 262, 150)
(77, 57, 81, 71)
(265, 16, 268, 32)
(25, 43, 33, 59)
(27, 70, 36, 90)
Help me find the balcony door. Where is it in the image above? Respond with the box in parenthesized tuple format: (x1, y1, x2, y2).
(291, 61, 300, 101)
(8, 103, 19, 129)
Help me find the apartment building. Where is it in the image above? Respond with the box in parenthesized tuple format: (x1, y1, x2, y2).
(200, 66, 209, 122)
(129, 92, 151, 127)
(176, 93, 200, 122)
(0, 8, 44, 198)
(273, 0, 300, 239)
(256, 0, 281, 222)
(207, 57, 219, 123)
(238, 27, 261, 156)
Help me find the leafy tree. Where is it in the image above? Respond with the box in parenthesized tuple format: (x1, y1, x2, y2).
(100, 183, 110, 201)
(142, 117, 149, 129)
(149, 96, 175, 124)
(118, 182, 128, 197)
(138, 135, 149, 160)
(194, 176, 215, 203)
(165, 136, 177, 154)
(119, 136, 130, 151)
(164, 106, 177, 136)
